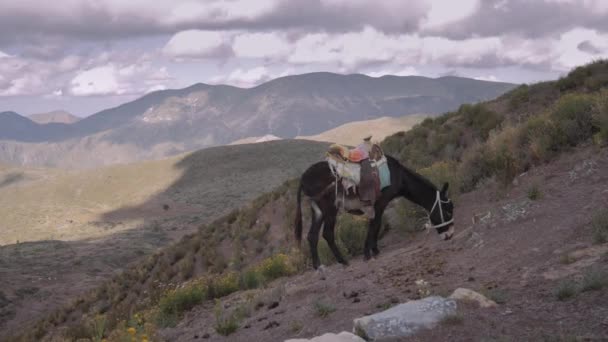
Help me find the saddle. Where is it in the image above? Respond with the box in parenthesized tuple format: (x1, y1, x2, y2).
(326, 136, 391, 218)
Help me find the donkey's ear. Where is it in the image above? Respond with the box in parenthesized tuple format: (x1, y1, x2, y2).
(441, 182, 449, 194)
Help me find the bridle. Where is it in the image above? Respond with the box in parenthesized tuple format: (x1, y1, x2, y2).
(427, 190, 453, 230)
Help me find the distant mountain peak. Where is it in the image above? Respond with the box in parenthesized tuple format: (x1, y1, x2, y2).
(28, 110, 80, 124)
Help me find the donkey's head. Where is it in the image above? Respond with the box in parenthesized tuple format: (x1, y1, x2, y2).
(428, 182, 455, 240)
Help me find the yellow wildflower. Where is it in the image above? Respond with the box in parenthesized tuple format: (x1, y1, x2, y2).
(127, 327, 137, 335)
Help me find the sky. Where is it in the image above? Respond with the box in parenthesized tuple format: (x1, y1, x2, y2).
(1, 0, 607, 117)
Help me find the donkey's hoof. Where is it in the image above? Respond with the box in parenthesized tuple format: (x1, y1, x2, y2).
(363, 253, 372, 262)
(372, 247, 380, 256)
(316, 265, 327, 280)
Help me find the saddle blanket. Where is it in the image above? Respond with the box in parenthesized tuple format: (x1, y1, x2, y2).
(327, 156, 391, 190)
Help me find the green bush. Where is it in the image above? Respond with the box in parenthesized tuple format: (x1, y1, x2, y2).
(580, 268, 608, 292)
(158, 283, 206, 326)
(208, 272, 240, 299)
(256, 253, 294, 281)
(214, 300, 239, 336)
(592, 90, 608, 144)
(336, 215, 367, 256)
(527, 185, 542, 200)
(508, 84, 530, 111)
(239, 269, 261, 290)
(313, 300, 336, 318)
(591, 209, 608, 244)
(551, 94, 595, 146)
(555, 280, 577, 301)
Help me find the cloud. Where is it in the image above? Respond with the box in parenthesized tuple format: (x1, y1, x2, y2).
(425, 0, 608, 40)
(0, 0, 429, 49)
(0, 54, 82, 96)
(366, 67, 419, 78)
(473, 75, 500, 82)
(578, 40, 603, 54)
(210, 66, 292, 87)
(232, 32, 290, 59)
(162, 30, 233, 60)
(69, 62, 173, 96)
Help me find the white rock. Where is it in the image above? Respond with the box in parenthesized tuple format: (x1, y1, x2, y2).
(285, 331, 366, 342)
(449, 288, 497, 308)
(353, 296, 457, 341)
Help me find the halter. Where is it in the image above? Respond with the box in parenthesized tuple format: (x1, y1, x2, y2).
(427, 190, 453, 230)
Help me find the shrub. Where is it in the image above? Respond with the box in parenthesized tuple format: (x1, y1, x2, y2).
(459, 103, 503, 140)
(580, 268, 608, 292)
(419, 161, 461, 196)
(157, 283, 206, 325)
(522, 116, 562, 162)
(555, 280, 577, 301)
(208, 272, 240, 299)
(239, 269, 261, 290)
(214, 300, 239, 336)
(527, 184, 542, 200)
(313, 300, 336, 318)
(508, 84, 530, 111)
(592, 90, 608, 144)
(591, 209, 608, 244)
(550, 94, 595, 147)
(336, 215, 367, 256)
(256, 253, 294, 281)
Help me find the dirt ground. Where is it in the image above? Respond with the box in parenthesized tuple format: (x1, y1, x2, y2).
(159, 145, 608, 342)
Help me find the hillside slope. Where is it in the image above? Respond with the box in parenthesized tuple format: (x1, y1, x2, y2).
(9, 61, 608, 342)
(0, 74, 514, 168)
(28, 110, 80, 124)
(0, 140, 329, 338)
(296, 114, 428, 145)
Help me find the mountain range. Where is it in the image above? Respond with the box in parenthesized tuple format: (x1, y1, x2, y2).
(0, 72, 515, 168)
(28, 110, 80, 124)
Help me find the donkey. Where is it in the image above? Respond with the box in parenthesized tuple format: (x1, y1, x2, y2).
(295, 155, 455, 270)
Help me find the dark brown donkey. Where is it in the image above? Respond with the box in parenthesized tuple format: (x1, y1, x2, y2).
(295, 155, 455, 269)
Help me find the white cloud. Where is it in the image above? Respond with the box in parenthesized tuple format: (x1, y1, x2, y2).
(422, 0, 479, 29)
(366, 66, 419, 77)
(0, 50, 11, 58)
(473, 75, 499, 82)
(210, 66, 292, 87)
(69, 62, 173, 96)
(232, 32, 290, 59)
(555, 28, 608, 70)
(70, 65, 125, 96)
(163, 30, 232, 60)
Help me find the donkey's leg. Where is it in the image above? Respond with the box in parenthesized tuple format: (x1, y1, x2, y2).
(307, 201, 324, 270)
(363, 220, 374, 261)
(370, 198, 390, 256)
(322, 206, 348, 266)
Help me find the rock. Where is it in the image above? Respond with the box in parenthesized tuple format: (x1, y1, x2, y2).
(285, 331, 366, 342)
(353, 296, 457, 341)
(449, 288, 497, 308)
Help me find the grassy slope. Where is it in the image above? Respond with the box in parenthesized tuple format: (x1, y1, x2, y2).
(15, 61, 608, 341)
(295, 114, 428, 146)
(0, 140, 329, 245)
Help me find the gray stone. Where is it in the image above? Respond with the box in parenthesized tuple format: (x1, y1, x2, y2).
(449, 288, 497, 308)
(285, 331, 366, 342)
(353, 296, 457, 341)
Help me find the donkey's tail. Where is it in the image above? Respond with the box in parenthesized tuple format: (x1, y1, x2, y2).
(295, 181, 304, 245)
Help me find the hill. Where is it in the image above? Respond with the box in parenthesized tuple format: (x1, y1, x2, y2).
(28, 110, 80, 124)
(8, 61, 608, 342)
(0, 73, 515, 168)
(0, 139, 329, 337)
(296, 114, 428, 145)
